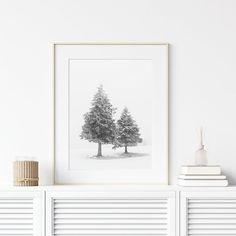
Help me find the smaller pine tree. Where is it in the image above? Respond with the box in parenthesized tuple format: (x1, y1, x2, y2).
(114, 107, 142, 154)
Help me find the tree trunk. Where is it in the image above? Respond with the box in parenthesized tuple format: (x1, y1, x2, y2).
(97, 142, 102, 157)
(124, 145, 128, 154)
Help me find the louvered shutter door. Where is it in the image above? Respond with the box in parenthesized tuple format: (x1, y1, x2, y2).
(181, 191, 236, 236)
(0, 191, 42, 236)
(46, 191, 175, 236)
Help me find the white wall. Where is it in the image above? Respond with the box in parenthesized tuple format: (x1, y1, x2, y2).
(0, 0, 236, 185)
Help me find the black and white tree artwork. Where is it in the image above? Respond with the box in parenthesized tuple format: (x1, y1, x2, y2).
(113, 107, 142, 154)
(80, 85, 116, 157)
(69, 59, 153, 170)
(80, 85, 145, 159)
(55, 43, 168, 184)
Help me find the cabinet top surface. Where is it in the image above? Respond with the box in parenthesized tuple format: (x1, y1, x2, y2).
(0, 185, 236, 192)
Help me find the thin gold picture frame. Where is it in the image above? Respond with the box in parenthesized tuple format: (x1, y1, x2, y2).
(52, 42, 169, 185)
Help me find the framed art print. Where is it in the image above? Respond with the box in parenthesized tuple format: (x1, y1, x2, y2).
(54, 43, 168, 184)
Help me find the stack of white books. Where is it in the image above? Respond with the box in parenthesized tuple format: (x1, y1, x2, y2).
(178, 165, 228, 186)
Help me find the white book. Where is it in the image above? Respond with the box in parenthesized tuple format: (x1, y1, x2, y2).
(181, 165, 221, 175)
(178, 179, 228, 187)
(179, 174, 226, 180)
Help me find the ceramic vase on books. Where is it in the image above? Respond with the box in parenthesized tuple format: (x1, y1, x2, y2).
(195, 128, 208, 166)
(195, 146, 207, 166)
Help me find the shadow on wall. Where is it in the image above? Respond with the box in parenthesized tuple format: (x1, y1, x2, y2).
(222, 168, 235, 186)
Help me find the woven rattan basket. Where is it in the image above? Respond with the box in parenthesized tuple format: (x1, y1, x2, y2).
(13, 161, 39, 186)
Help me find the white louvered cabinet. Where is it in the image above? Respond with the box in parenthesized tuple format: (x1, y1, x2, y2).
(46, 191, 176, 236)
(180, 191, 236, 236)
(0, 191, 42, 236)
(3, 186, 236, 236)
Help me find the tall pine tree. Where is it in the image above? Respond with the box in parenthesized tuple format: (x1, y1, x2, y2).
(114, 107, 142, 154)
(80, 85, 116, 157)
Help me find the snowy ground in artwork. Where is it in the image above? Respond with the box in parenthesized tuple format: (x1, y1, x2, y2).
(69, 145, 152, 170)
